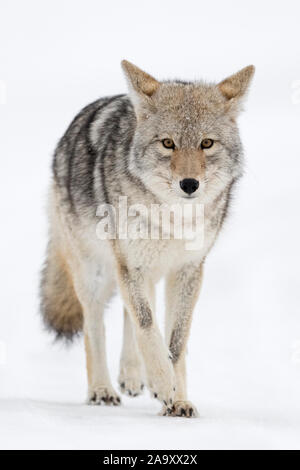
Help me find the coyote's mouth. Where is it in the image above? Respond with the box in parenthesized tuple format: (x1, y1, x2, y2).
(181, 195, 198, 199)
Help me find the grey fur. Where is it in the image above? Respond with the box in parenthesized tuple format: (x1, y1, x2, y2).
(40, 61, 254, 416)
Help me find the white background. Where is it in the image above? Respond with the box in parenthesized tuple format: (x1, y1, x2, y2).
(0, 0, 300, 450)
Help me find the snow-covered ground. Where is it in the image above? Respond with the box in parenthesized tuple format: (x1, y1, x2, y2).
(1, 0, 300, 450)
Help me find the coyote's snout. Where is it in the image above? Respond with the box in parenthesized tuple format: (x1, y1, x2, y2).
(171, 149, 205, 197)
(40, 60, 254, 417)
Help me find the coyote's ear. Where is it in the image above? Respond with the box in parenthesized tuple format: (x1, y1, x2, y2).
(121, 60, 160, 116)
(218, 65, 255, 113)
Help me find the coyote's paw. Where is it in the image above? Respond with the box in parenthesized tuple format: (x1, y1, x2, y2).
(119, 377, 144, 397)
(160, 400, 198, 418)
(118, 362, 144, 397)
(87, 386, 121, 406)
(147, 357, 176, 408)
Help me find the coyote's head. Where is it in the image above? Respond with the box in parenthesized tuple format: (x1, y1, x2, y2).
(122, 60, 254, 203)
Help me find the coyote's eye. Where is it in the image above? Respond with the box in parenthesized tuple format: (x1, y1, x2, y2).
(162, 138, 175, 150)
(201, 138, 214, 149)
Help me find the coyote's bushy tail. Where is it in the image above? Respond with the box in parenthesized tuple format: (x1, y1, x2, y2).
(40, 243, 83, 341)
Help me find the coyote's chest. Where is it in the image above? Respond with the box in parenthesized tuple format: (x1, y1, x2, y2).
(120, 212, 219, 280)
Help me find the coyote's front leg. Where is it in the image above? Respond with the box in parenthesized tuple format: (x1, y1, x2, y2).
(163, 262, 203, 417)
(116, 263, 175, 410)
(72, 264, 120, 406)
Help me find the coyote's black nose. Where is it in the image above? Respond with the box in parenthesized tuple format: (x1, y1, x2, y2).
(180, 178, 199, 195)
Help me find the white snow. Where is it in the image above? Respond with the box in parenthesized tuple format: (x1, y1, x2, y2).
(1, 0, 300, 450)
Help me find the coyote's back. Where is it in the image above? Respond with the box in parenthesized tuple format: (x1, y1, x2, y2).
(40, 94, 136, 339)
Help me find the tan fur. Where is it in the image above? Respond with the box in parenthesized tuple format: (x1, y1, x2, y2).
(171, 149, 206, 180)
(41, 241, 83, 339)
(121, 60, 159, 97)
(218, 65, 255, 100)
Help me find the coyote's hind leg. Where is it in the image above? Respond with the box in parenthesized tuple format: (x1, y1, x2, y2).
(118, 308, 145, 397)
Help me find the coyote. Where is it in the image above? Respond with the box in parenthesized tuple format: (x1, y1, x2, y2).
(40, 61, 254, 417)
